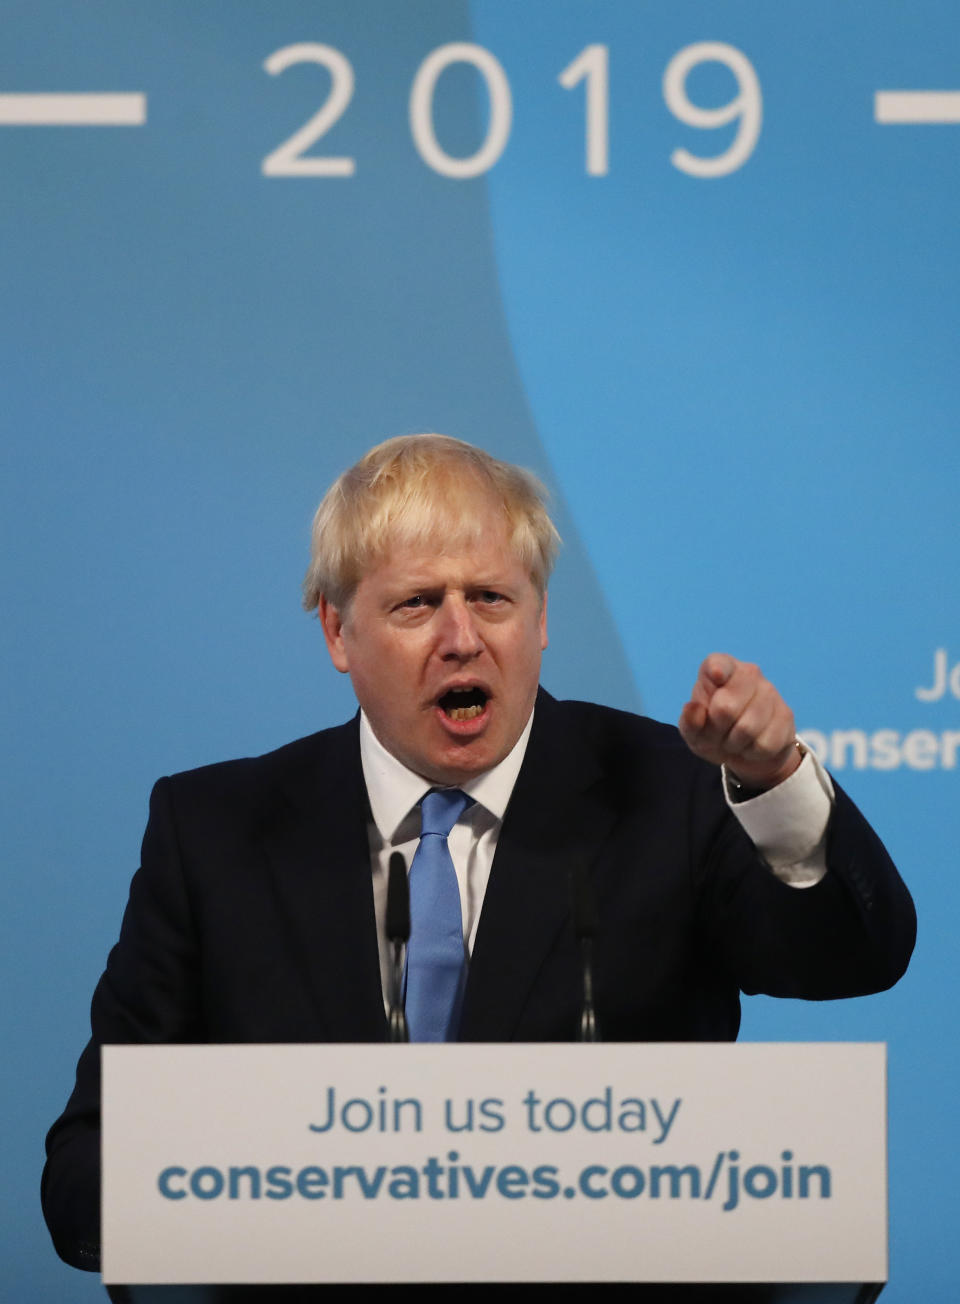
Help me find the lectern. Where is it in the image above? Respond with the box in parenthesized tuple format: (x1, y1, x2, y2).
(102, 1044, 889, 1302)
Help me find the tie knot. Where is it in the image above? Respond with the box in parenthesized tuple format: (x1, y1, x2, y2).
(419, 788, 471, 839)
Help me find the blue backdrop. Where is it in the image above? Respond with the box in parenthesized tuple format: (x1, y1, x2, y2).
(2, 2, 957, 1297)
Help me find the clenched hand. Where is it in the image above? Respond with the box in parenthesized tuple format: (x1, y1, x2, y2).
(679, 653, 801, 791)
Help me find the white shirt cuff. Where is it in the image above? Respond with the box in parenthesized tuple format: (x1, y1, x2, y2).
(722, 740, 834, 888)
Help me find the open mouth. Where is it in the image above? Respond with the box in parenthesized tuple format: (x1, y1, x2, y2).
(438, 686, 489, 722)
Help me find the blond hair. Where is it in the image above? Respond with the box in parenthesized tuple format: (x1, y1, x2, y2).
(302, 433, 561, 611)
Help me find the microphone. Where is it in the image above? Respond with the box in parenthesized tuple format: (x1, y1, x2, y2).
(571, 863, 601, 1042)
(386, 851, 410, 1043)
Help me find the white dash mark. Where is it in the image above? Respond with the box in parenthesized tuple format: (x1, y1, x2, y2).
(875, 91, 960, 124)
(0, 94, 146, 126)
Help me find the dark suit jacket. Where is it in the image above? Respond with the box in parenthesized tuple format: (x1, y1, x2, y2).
(42, 690, 916, 1272)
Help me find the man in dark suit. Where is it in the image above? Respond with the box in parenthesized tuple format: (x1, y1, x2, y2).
(42, 434, 916, 1278)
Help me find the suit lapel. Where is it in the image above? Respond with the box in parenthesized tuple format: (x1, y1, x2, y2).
(258, 719, 387, 1042)
(460, 691, 616, 1040)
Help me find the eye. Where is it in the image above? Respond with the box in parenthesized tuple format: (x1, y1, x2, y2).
(478, 590, 505, 605)
(399, 594, 426, 609)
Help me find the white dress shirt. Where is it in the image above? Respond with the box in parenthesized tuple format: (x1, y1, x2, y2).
(360, 709, 834, 1004)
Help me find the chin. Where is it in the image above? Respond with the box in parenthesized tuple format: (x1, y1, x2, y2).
(423, 748, 494, 786)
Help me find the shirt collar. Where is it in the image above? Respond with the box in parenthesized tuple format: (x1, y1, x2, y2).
(359, 707, 535, 842)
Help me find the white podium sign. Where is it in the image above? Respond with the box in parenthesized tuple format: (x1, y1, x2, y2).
(102, 1042, 887, 1285)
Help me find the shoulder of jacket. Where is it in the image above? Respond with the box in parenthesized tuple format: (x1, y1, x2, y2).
(155, 717, 358, 799)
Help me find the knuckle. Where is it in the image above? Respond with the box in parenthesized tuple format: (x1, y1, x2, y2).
(709, 689, 737, 726)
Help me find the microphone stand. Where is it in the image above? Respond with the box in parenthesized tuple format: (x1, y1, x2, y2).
(386, 851, 410, 1043)
(571, 863, 601, 1043)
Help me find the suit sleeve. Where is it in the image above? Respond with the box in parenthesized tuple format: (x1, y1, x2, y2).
(693, 765, 917, 1000)
(41, 777, 202, 1272)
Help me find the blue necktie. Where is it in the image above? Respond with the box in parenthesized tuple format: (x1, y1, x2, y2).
(405, 788, 472, 1042)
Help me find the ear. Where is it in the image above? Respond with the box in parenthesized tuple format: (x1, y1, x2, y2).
(318, 596, 350, 674)
(538, 590, 549, 651)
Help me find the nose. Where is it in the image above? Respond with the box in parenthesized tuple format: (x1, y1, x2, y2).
(437, 595, 483, 661)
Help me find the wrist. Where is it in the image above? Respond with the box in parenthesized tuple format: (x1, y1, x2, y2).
(726, 741, 805, 799)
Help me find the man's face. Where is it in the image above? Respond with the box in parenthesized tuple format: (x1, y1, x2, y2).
(319, 510, 548, 785)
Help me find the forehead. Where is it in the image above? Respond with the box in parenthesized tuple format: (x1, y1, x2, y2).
(362, 525, 529, 592)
